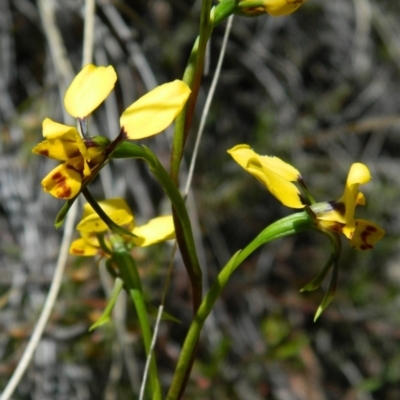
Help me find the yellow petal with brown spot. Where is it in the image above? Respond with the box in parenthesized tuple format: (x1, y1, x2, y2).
(41, 163, 82, 199)
(349, 219, 385, 250)
(69, 238, 98, 256)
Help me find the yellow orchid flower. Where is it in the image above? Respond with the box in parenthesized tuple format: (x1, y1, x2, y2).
(32, 118, 109, 198)
(33, 64, 191, 200)
(69, 199, 175, 256)
(32, 65, 117, 199)
(227, 144, 304, 209)
(238, 0, 306, 17)
(228, 145, 385, 250)
(311, 163, 385, 250)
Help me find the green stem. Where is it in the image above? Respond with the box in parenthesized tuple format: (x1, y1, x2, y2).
(168, 0, 235, 184)
(112, 143, 202, 315)
(111, 247, 162, 400)
(170, 0, 213, 184)
(81, 188, 135, 237)
(166, 212, 312, 400)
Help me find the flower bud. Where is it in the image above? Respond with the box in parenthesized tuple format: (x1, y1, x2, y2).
(238, 0, 305, 17)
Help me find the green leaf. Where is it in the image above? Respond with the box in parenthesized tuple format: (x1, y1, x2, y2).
(55, 197, 78, 228)
(89, 278, 124, 331)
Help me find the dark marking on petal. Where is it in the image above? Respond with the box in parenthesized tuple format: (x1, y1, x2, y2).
(329, 222, 343, 233)
(39, 149, 49, 157)
(70, 150, 81, 158)
(51, 172, 64, 181)
(71, 248, 85, 255)
(65, 164, 81, 172)
(358, 225, 376, 250)
(331, 201, 346, 216)
(50, 171, 73, 199)
(57, 185, 72, 199)
(83, 139, 95, 148)
(360, 244, 372, 250)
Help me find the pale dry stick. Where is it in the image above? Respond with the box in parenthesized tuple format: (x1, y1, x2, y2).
(99, 1, 158, 90)
(82, 0, 96, 67)
(183, 15, 234, 196)
(0, 204, 78, 400)
(0, 1, 96, 399)
(139, 305, 165, 400)
(352, 0, 372, 76)
(37, 0, 74, 97)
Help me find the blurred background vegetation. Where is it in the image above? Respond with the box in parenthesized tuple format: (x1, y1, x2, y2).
(0, 0, 399, 399)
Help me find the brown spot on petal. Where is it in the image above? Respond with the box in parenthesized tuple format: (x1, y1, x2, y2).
(83, 139, 95, 148)
(329, 222, 343, 233)
(66, 164, 80, 172)
(50, 172, 73, 199)
(360, 244, 372, 250)
(359, 224, 376, 250)
(71, 248, 85, 255)
(39, 149, 49, 157)
(70, 150, 81, 158)
(331, 201, 346, 216)
(58, 187, 72, 199)
(56, 179, 72, 199)
(51, 172, 64, 182)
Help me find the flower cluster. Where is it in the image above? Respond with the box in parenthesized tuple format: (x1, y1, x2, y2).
(33, 64, 190, 199)
(228, 144, 385, 250)
(69, 198, 175, 257)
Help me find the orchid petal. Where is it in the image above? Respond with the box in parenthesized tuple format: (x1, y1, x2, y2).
(120, 80, 191, 139)
(64, 64, 117, 118)
(39, 118, 89, 160)
(41, 163, 82, 199)
(349, 219, 385, 250)
(228, 144, 304, 209)
(260, 0, 305, 16)
(69, 237, 98, 256)
(132, 216, 175, 247)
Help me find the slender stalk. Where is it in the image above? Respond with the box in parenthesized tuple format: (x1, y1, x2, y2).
(167, 0, 213, 331)
(112, 143, 202, 315)
(111, 248, 162, 400)
(170, 0, 213, 184)
(166, 212, 312, 400)
(139, 305, 164, 400)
